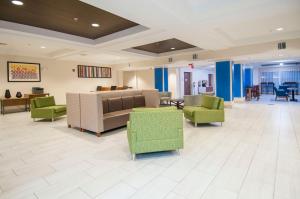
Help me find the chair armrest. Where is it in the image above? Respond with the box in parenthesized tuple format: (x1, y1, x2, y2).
(127, 121, 136, 153)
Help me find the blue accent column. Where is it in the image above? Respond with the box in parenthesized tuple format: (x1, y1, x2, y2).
(216, 61, 232, 101)
(233, 64, 243, 98)
(243, 68, 253, 96)
(164, 68, 168, 92)
(155, 67, 169, 92)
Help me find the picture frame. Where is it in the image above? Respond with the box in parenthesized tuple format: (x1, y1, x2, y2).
(77, 65, 111, 78)
(7, 61, 41, 82)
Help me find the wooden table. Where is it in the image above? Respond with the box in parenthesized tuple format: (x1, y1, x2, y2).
(170, 99, 184, 109)
(0, 98, 29, 115)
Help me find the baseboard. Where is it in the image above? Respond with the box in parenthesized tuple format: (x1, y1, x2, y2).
(224, 101, 233, 108)
(234, 97, 245, 103)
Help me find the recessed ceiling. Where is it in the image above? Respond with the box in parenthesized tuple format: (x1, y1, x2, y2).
(132, 38, 196, 54)
(0, 0, 139, 39)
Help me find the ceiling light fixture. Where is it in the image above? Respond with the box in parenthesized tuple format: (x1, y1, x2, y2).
(276, 27, 284, 31)
(171, 47, 175, 50)
(11, 0, 23, 6)
(91, 23, 100, 27)
(40, 46, 46, 49)
(280, 63, 284, 66)
(73, 17, 79, 22)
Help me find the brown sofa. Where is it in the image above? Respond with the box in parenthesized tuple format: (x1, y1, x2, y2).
(66, 90, 159, 136)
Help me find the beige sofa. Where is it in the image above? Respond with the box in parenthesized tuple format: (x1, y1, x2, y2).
(66, 89, 159, 136)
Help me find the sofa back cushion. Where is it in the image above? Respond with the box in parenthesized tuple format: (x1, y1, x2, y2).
(35, 96, 55, 108)
(134, 95, 145, 108)
(108, 97, 122, 112)
(102, 99, 109, 114)
(133, 106, 176, 112)
(201, 95, 219, 109)
(122, 96, 134, 110)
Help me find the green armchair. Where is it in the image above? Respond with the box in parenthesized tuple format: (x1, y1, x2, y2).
(31, 96, 66, 122)
(127, 107, 183, 160)
(183, 95, 224, 127)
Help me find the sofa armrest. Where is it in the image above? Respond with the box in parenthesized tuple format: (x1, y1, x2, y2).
(194, 109, 224, 122)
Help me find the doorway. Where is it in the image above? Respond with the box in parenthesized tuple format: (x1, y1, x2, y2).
(184, 72, 191, 95)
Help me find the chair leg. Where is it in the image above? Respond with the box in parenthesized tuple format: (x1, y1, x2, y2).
(221, 122, 223, 126)
(33, 118, 36, 122)
(132, 154, 136, 160)
(68, 124, 71, 128)
(96, 132, 101, 137)
(52, 118, 54, 122)
(176, 149, 180, 155)
(195, 122, 197, 127)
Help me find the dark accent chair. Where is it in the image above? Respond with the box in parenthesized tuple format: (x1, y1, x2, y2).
(274, 87, 289, 101)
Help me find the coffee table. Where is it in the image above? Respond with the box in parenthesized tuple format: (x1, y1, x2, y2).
(287, 87, 298, 102)
(170, 99, 184, 109)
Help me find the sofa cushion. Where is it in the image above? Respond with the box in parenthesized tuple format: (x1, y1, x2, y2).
(201, 95, 219, 109)
(38, 105, 66, 113)
(108, 97, 122, 112)
(102, 99, 109, 114)
(35, 96, 55, 108)
(183, 106, 208, 117)
(133, 106, 176, 112)
(122, 96, 134, 110)
(134, 95, 145, 108)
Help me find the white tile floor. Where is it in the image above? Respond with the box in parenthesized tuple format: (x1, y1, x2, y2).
(0, 101, 300, 199)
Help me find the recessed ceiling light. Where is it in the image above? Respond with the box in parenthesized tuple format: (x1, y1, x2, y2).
(73, 17, 79, 22)
(280, 63, 284, 66)
(91, 23, 100, 27)
(11, 0, 23, 6)
(171, 47, 175, 50)
(276, 27, 284, 31)
(40, 46, 46, 49)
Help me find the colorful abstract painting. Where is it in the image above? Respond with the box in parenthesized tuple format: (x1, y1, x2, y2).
(77, 65, 111, 78)
(7, 62, 41, 82)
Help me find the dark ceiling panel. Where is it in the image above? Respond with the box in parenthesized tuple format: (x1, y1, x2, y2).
(133, 38, 196, 54)
(0, 0, 139, 39)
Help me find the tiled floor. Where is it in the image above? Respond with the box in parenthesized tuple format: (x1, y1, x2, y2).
(0, 101, 300, 199)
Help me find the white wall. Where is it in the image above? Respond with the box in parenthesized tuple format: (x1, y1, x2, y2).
(168, 68, 177, 98)
(0, 55, 118, 103)
(123, 69, 154, 89)
(178, 67, 215, 98)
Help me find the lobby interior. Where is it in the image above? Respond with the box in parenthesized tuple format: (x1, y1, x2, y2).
(0, 0, 300, 199)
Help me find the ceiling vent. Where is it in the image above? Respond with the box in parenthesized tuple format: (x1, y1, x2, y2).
(168, 57, 173, 63)
(278, 42, 286, 50)
(192, 54, 198, 60)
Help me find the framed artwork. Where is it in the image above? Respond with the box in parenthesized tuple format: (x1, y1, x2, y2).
(101, 67, 111, 78)
(201, 80, 208, 87)
(7, 61, 41, 82)
(77, 65, 111, 78)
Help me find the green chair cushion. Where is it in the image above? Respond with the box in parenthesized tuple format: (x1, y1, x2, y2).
(183, 106, 208, 117)
(38, 105, 66, 113)
(35, 96, 55, 108)
(133, 106, 176, 112)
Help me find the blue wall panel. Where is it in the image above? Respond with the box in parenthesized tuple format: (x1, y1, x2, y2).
(155, 68, 168, 92)
(233, 64, 242, 98)
(154, 68, 163, 92)
(216, 61, 232, 101)
(243, 68, 253, 96)
(164, 68, 168, 92)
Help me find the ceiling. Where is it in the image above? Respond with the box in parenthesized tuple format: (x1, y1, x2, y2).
(0, 0, 138, 39)
(0, 0, 300, 66)
(133, 38, 196, 54)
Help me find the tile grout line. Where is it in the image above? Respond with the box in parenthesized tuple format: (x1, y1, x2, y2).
(198, 104, 265, 199)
